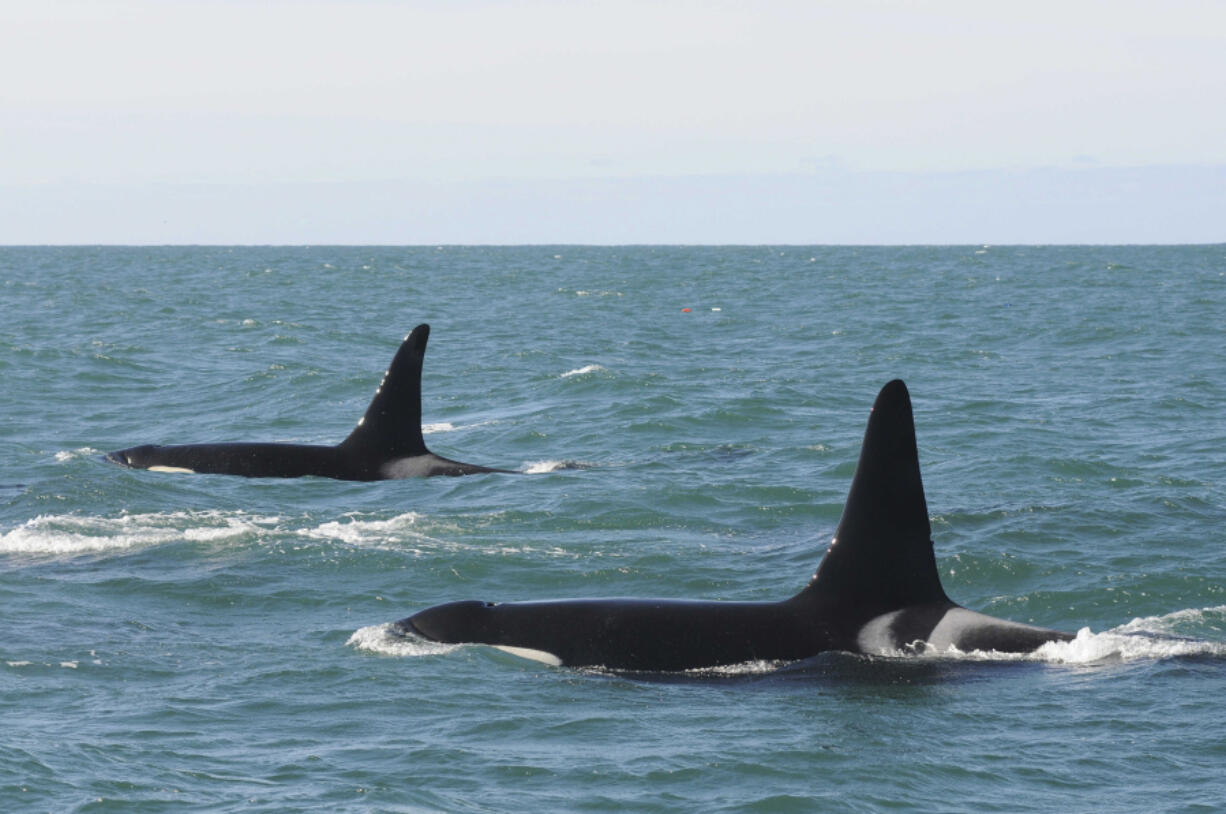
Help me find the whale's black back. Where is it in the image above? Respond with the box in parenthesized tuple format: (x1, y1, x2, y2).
(105, 324, 514, 480)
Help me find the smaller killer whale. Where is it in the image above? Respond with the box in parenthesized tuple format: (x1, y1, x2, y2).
(395, 380, 1076, 671)
(106, 324, 517, 480)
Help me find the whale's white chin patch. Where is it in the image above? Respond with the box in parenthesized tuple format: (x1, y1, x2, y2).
(493, 645, 563, 667)
(147, 465, 196, 474)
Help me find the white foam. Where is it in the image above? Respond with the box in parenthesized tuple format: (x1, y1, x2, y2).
(1031, 625, 1226, 663)
(423, 418, 499, 434)
(1112, 605, 1226, 636)
(301, 512, 574, 558)
(522, 460, 571, 474)
(55, 447, 101, 462)
(302, 512, 428, 547)
(346, 622, 459, 657)
(890, 608, 1226, 664)
(0, 510, 482, 559)
(0, 511, 275, 556)
(421, 422, 456, 434)
(687, 659, 787, 676)
(3, 660, 89, 670)
(567, 289, 623, 298)
(570, 658, 787, 677)
(561, 364, 604, 378)
(855, 606, 1226, 665)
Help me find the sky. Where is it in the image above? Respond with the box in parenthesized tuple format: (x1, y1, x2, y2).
(2, 0, 1224, 244)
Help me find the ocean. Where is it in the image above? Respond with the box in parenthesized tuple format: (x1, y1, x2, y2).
(2, 245, 1224, 812)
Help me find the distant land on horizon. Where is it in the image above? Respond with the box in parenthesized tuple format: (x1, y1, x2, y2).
(4, 164, 1222, 247)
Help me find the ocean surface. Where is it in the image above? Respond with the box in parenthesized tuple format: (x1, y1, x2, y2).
(2, 245, 1225, 812)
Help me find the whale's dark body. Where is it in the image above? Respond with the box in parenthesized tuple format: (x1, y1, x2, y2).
(106, 324, 516, 480)
(397, 380, 1074, 670)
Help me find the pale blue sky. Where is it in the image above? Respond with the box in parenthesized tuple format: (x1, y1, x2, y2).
(3, 0, 1224, 243)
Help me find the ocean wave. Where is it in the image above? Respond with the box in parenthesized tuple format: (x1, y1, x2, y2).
(521, 460, 593, 474)
(1030, 625, 1226, 663)
(0, 511, 276, 556)
(346, 622, 459, 657)
(682, 659, 788, 676)
(522, 460, 566, 474)
(893, 606, 1226, 664)
(54, 447, 102, 462)
(421, 422, 456, 434)
(560, 364, 605, 379)
(423, 418, 500, 434)
(4, 659, 97, 670)
(0, 510, 458, 558)
(556, 287, 623, 298)
(300, 512, 435, 548)
(1112, 604, 1226, 637)
(299, 512, 577, 558)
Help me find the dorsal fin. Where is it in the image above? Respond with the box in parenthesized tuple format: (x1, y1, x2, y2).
(339, 324, 430, 458)
(800, 379, 949, 614)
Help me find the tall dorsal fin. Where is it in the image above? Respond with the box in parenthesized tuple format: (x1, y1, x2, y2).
(339, 324, 430, 458)
(800, 379, 949, 614)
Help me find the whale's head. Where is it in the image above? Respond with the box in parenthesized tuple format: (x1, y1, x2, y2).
(397, 599, 564, 666)
(400, 600, 497, 643)
(104, 444, 197, 473)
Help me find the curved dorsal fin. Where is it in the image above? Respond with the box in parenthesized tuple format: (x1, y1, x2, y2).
(800, 379, 949, 615)
(339, 324, 430, 458)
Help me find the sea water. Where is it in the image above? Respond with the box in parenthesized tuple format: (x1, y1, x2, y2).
(2, 246, 1225, 812)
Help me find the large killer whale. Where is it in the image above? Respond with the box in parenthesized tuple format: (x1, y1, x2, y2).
(106, 324, 517, 480)
(395, 379, 1075, 670)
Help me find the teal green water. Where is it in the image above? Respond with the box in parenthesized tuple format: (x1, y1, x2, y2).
(3, 246, 1225, 812)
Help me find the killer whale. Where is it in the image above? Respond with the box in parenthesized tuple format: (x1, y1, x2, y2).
(105, 324, 517, 480)
(395, 379, 1075, 671)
